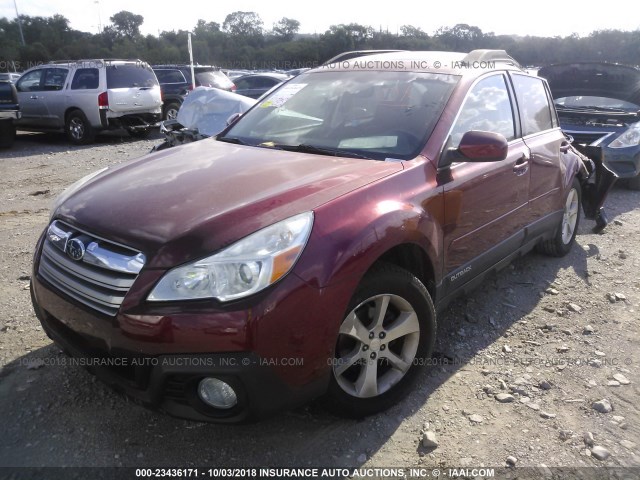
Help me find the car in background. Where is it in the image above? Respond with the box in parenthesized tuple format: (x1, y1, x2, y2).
(153, 65, 236, 120)
(285, 68, 310, 77)
(153, 87, 256, 151)
(15, 59, 162, 144)
(222, 69, 252, 80)
(539, 63, 640, 190)
(0, 73, 22, 83)
(233, 73, 290, 99)
(31, 50, 611, 423)
(0, 80, 21, 147)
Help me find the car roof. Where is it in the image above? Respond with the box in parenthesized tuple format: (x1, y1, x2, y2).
(315, 50, 524, 76)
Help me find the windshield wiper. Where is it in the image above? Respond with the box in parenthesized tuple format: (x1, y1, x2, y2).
(218, 136, 247, 145)
(263, 143, 373, 159)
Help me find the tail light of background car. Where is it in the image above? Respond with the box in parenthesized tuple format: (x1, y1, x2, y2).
(98, 91, 109, 108)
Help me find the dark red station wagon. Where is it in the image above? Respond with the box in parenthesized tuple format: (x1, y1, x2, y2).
(31, 50, 603, 422)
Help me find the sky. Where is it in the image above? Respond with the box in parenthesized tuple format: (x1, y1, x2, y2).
(2, 0, 639, 38)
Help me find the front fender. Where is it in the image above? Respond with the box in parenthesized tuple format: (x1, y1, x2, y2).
(293, 161, 443, 291)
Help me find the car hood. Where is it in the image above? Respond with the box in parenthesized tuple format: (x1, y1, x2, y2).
(55, 138, 403, 268)
(538, 63, 640, 105)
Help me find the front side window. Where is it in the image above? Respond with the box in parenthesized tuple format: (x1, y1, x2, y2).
(42, 68, 68, 91)
(511, 74, 554, 135)
(16, 70, 44, 92)
(450, 74, 516, 148)
(225, 71, 459, 160)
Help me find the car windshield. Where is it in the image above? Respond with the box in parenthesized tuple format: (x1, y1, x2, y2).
(107, 64, 158, 88)
(223, 70, 459, 160)
(555, 96, 640, 112)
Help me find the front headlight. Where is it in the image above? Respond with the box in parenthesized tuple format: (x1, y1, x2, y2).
(50, 167, 109, 218)
(609, 124, 640, 148)
(148, 212, 314, 302)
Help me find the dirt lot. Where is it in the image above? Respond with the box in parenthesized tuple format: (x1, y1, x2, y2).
(0, 130, 639, 475)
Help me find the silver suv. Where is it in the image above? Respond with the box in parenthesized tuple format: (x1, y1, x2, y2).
(15, 59, 162, 144)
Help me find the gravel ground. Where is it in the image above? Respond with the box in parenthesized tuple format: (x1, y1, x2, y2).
(0, 130, 638, 474)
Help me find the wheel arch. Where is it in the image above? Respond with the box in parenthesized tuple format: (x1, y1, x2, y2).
(374, 243, 436, 298)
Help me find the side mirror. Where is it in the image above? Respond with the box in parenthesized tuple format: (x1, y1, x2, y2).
(440, 130, 508, 169)
(226, 112, 242, 126)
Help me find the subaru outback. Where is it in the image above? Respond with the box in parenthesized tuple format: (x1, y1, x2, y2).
(31, 50, 608, 422)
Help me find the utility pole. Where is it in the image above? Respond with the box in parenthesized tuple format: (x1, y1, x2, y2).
(13, 0, 26, 46)
(188, 32, 196, 90)
(94, 0, 103, 33)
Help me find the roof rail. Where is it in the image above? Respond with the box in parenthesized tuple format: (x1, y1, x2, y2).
(322, 50, 407, 66)
(462, 50, 522, 69)
(47, 59, 146, 65)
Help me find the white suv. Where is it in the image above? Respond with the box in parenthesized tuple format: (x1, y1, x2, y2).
(15, 59, 162, 144)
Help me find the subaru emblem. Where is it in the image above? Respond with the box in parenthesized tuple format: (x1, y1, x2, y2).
(66, 238, 85, 261)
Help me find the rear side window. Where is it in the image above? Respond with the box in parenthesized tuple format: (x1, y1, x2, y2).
(511, 74, 554, 135)
(71, 68, 99, 90)
(154, 69, 186, 84)
(107, 64, 158, 89)
(450, 74, 516, 148)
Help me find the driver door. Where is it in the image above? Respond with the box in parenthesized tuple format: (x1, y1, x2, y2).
(440, 73, 531, 295)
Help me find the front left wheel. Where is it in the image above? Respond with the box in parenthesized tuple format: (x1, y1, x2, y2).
(325, 263, 436, 418)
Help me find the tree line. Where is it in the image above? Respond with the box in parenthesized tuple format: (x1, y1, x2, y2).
(1, 10, 639, 72)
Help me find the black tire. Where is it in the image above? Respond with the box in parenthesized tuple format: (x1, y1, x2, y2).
(627, 174, 640, 191)
(163, 102, 181, 121)
(65, 110, 95, 145)
(537, 177, 581, 257)
(0, 120, 16, 148)
(325, 263, 437, 418)
(128, 128, 152, 139)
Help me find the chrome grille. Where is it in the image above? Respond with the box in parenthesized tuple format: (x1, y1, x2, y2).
(38, 220, 146, 316)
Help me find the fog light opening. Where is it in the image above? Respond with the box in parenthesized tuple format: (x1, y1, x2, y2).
(197, 377, 238, 409)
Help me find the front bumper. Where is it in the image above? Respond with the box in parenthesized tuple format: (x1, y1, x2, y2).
(601, 146, 640, 180)
(31, 276, 331, 422)
(30, 231, 341, 422)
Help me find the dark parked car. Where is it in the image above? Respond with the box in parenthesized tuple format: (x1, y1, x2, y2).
(152, 65, 236, 120)
(31, 50, 609, 423)
(539, 63, 640, 190)
(233, 73, 290, 99)
(0, 79, 21, 147)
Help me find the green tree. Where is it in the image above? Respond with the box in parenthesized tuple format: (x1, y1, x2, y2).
(272, 17, 300, 41)
(110, 11, 144, 39)
(400, 25, 428, 38)
(222, 11, 263, 37)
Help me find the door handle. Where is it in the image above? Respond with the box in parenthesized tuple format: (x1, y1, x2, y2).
(513, 155, 529, 176)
